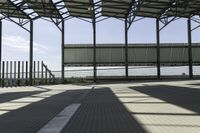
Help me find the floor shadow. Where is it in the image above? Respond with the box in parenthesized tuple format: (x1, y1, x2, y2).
(35, 86, 52, 91)
(0, 91, 46, 103)
(129, 85, 200, 114)
(62, 87, 147, 133)
(0, 88, 90, 133)
(188, 83, 200, 86)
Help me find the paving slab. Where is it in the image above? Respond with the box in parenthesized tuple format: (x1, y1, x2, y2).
(61, 87, 147, 133)
(0, 85, 91, 133)
(95, 80, 200, 133)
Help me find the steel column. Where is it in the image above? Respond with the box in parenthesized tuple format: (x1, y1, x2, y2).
(92, 9, 97, 82)
(188, 17, 193, 79)
(125, 19, 128, 79)
(29, 20, 33, 85)
(61, 20, 65, 83)
(0, 20, 2, 82)
(156, 19, 161, 79)
(0, 20, 1, 61)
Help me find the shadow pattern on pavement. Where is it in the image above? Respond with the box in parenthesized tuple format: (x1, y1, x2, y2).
(62, 87, 147, 133)
(0, 88, 90, 133)
(0, 91, 46, 103)
(130, 85, 200, 114)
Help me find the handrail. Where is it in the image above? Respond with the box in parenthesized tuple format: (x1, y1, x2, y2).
(0, 61, 56, 87)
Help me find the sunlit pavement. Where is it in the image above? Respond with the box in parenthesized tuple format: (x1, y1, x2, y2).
(92, 80, 200, 133)
(0, 80, 200, 133)
(0, 84, 91, 133)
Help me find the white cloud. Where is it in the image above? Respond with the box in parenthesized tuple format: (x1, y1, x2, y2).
(3, 35, 48, 53)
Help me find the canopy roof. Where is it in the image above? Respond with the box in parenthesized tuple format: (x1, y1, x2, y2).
(0, 0, 28, 18)
(0, 0, 200, 19)
(25, 0, 61, 18)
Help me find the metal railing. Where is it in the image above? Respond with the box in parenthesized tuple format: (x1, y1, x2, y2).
(0, 61, 55, 87)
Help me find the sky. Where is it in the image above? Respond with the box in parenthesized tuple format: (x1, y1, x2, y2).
(2, 17, 200, 70)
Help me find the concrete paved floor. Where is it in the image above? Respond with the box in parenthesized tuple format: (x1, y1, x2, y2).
(93, 80, 200, 133)
(0, 80, 200, 133)
(0, 85, 91, 133)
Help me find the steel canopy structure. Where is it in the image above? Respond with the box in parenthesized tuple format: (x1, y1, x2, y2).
(0, 0, 200, 83)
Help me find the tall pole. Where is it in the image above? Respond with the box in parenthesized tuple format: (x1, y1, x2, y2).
(125, 18, 128, 79)
(156, 19, 161, 79)
(92, 7, 97, 82)
(0, 20, 2, 82)
(188, 17, 193, 79)
(29, 20, 33, 85)
(0, 20, 2, 63)
(61, 20, 65, 83)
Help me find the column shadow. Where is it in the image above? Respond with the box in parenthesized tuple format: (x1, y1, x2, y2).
(62, 87, 147, 133)
(0, 91, 46, 103)
(0, 88, 90, 133)
(129, 85, 200, 113)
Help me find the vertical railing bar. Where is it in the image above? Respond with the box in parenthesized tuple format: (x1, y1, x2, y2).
(37, 61, 39, 85)
(45, 65, 47, 84)
(18, 61, 20, 86)
(48, 68, 51, 84)
(34, 61, 36, 85)
(22, 61, 24, 86)
(2, 61, 4, 88)
(41, 61, 44, 84)
(10, 61, 12, 87)
(14, 61, 16, 87)
(6, 61, 8, 87)
(26, 61, 28, 86)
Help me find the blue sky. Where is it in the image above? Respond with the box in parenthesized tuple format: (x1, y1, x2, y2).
(2, 17, 200, 70)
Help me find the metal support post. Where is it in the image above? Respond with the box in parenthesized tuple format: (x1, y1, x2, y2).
(125, 18, 129, 79)
(10, 61, 12, 87)
(25, 61, 28, 86)
(41, 61, 44, 84)
(156, 19, 161, 79)
(2, 61, 4, 87)
(92, 8, 97, 82)
(33, 61, 36, 85)
(29, 20, 33, 85)
(6, 61, 8, 87)
(188, 17, 193, 79)
(0, 20, 2, 83)
(61, 20, 65, 83)
(14, 61, 16, 86)
(18, 61, 20, 86)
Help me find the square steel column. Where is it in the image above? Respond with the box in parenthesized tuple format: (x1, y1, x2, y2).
(187, 17, 193, 78)
(0, 20, 2, 82)
(92, 8, 97, 82)
(156, 19, 161, 79)
(0, 20, 2, 62)
(61, 20, 65, 82)
(29, 20, 33, 85)
(125, 19, 128, 79)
